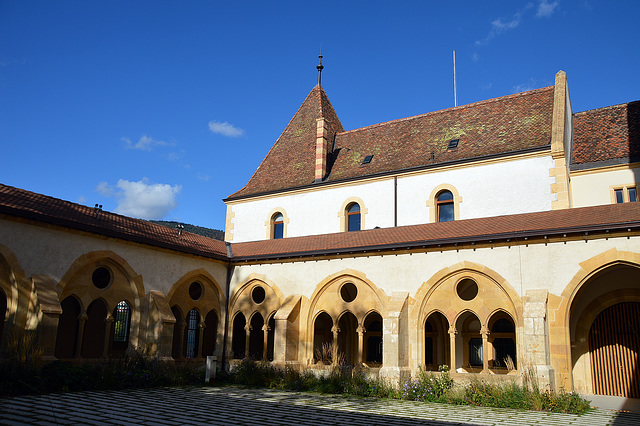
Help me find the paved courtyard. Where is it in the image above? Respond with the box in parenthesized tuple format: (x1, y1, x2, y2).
(1, 386, 639, 426)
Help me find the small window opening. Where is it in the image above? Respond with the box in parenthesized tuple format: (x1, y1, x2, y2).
(272, 213, 284, 239)
(113, 301, 131, 343)
(362, 155, 373, 165)
(447, 139, 459, 149)
(347, 203, 361, 232)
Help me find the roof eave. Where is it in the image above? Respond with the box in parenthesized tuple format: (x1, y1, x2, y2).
(230, 221, 640, 263)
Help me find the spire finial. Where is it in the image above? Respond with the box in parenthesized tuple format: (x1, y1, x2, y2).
(316, 45, 324, 86)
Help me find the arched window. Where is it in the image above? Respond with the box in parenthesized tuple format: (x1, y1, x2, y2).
(185, 308, 199, 359)
(271, 213, 284, 239)
(346, 203, 361, 232)
(436, 190, 454, 222)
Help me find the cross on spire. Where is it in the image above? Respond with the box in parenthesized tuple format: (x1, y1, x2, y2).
(317, 46, 324, 86)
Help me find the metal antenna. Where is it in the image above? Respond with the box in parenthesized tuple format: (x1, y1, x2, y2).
(317, 45, 324, 86)
(453, 50, 458, 107)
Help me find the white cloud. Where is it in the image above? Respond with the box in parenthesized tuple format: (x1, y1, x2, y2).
(536, 1, 558, 18)
(512, 78, 545, 93)
(208, 120, 245, 138)
(475, 4, 534, 46)
(197, 173, 210, 181)
(491, 15, 521, 31)
(96, 178, 182, 219)
(122, 135, 173, 151)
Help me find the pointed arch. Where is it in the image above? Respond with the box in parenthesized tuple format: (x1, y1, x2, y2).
(303, 269, 387, 365)
(414, 262, 521, 374)
(553, 249, 640, 395)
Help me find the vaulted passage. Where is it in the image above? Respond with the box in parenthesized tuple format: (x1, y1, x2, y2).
(589, 302, 640, 398)
(202, 310, 218, 357)
(232, 313, 246, 359)
(313, 312, 333, 364)
(424, 312, 450, 371)
(81, 299, 107, 358)
(249, 313, 264, 360)
(54, 296, 81, 359)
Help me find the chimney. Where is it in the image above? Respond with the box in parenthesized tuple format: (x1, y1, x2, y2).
(315, 117, 330, 182)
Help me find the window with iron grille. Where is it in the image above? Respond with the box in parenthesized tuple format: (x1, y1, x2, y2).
(113, 301, 131, 343)
(186, 309, 199, 358)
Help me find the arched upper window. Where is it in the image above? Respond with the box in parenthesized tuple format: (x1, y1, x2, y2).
(436, 190, 454, 222)
(271, 213, 284, 239)
(346, 203, 361, 232)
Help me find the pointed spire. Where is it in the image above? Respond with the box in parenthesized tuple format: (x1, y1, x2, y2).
(316, 46, 324, 86)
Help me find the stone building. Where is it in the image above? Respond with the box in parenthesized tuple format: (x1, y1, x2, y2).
(1, 68, 639, 398)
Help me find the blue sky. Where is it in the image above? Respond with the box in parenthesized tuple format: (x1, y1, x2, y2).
(1, 1, 638, 231)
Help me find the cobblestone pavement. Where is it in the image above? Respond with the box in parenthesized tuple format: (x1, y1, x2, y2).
(1, 386, 639, 426)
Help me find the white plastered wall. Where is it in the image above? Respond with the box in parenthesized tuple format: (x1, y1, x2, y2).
(226, 154, 557, 242)
(571, 166, 640, 207)
(230, 236, 640, 302)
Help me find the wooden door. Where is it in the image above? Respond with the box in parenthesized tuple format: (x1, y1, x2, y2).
(589, 302, 640, 398)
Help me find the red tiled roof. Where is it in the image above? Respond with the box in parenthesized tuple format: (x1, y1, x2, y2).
(230, 202, 640, 260)
(227, 85, 555, 199)
(328, 86, 554, 182)
(572, 101, 640, 166)
(0, 184, 229, 260)
(228, 85, 344, 198)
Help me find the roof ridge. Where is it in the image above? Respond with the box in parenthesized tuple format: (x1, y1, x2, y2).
(339, 85, 554, 136)
(574, 100, 639, 116)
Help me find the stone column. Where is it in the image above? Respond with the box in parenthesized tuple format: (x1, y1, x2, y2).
(448, 326, 457, 371)
(75, 313, 88, 359)
(379, 292, 411, 387)
(244, 323, 252, 359)
(197, 322, 206, 358)
(481, 326, 490, 373)
(356, 324, 365, 365)
(331, 324, 340, 365)
(523, 290, 555, 390)
(262, 324, 271, 361)
(178, 322, 186, 359)
(102, 314, 114, 358)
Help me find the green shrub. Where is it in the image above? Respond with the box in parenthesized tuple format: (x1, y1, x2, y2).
(400, 366, 453, 402)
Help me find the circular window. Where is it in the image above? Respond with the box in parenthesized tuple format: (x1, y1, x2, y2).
(189, 282, 203, 300)
(340, 282, 357, 303)
(252, 286, 266, 304)
(457, 279, 478, 301)
(92, 267, 111, 289)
